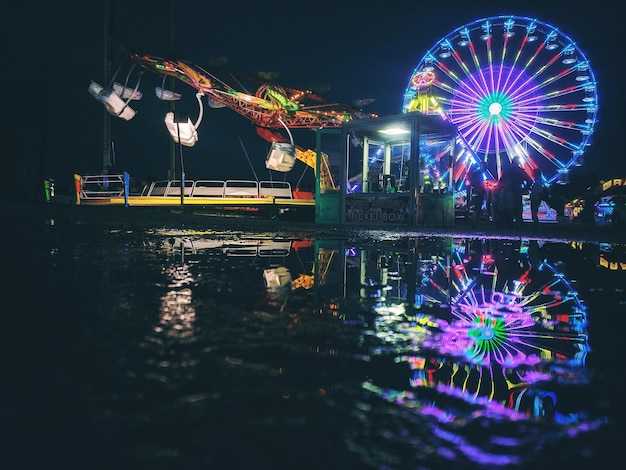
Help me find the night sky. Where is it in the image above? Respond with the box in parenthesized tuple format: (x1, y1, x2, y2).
(4, 0, 624, 192)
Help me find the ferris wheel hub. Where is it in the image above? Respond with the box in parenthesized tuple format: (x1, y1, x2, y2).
(488, 103, 502, 116)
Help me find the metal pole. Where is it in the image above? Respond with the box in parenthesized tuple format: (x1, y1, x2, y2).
(102, 0, 112, 171)
(168, 0, 176, 180)
(177, 122, 184, 208)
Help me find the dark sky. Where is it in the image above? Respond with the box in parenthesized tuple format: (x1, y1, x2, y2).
(4, 0, 623, 188)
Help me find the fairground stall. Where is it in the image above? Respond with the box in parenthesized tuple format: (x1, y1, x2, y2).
(314, 112, 457, 227)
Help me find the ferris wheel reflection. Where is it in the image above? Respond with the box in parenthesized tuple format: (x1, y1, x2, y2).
(337, 236, 604, 463)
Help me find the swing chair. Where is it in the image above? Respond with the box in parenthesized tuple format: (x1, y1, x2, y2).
(155, 74, 181, 101)
(88, 63, 142, 121)
(164, 92, 205, 147)
(265, 118, 296, 172)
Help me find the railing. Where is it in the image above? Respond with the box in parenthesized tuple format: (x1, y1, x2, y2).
(79, 174, 295, 200)
(79, 174, 127, 198)
(145, 179, 293, 199)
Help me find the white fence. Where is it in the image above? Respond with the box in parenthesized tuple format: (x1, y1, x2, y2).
(79, 174, 294, 200)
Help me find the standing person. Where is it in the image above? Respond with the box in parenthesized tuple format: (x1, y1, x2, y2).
(529, 168, 546, 224)
(580, 189, 597, 227)
(612, 195, 624, 229)
(507, 156, 531, 229)
(467, 164, 486, 228)
(494, 171, 515, 229)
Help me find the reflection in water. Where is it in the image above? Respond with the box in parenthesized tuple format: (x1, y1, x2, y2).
(10, 222, 617, 469)
(328, 237, 606, 467)
(157, 263, 196, 339)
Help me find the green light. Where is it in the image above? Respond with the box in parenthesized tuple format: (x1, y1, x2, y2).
(477, 92, 514, 125)
(469, 314, 508, 352)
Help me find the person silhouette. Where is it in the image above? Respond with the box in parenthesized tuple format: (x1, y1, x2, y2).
(507, 157, 531, 229)
(580, 188, 597, 227)
(494, 171, 515, 229)
(529, 168, 546, 224)
(467, 164, 486, 228)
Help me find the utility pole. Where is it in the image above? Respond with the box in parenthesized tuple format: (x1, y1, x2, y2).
(102, 0, 112, 171)
(168, 0, 176, 180)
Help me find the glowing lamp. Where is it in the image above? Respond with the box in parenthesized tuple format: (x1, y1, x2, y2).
(379, 127, 410, 136)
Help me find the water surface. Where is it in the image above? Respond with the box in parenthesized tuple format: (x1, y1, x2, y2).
(3, 213, 622, 469)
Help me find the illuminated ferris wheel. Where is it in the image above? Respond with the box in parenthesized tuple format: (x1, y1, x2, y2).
(403, 15, 598, 186)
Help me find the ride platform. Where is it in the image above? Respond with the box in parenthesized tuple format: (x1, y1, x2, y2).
(73, 173, 315, 217)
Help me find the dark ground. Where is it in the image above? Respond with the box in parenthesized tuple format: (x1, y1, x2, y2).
(4, 201, 625, 245)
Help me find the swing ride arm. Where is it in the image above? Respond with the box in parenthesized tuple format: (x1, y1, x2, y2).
(129, 53, 373, 131)
(128, 53, 367, 189)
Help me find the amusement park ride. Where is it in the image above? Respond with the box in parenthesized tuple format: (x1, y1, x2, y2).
(88, 14, 599, 212)
(403, 15, 598, 190)
(89, 51, 378, 191)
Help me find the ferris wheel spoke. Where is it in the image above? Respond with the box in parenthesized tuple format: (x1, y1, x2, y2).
(434, 80, 481, 105)
(528, 114, 589, 134)
(508, 62, 579, 105)
(455, 116, 487, 143)
(514, 84, 592, 116)
(509, 130, 565, 170)
(461, 117, 495, 153)
(500, 37, 557, 100)
(507, 53, 562, 99)
(511, 114, 582, 153)
(497, 19, 518, 91)
(486, 41, 496, 93)
(436, 98, 476, 124)
(494, 122, 532, 161)
(501, 115, 556, 149)
(500, 33, 529, 92)
(435, 58, 485, 101)
(479, 125, 495, 160)
(465, 36, 491, 94)
(447, 42, 490, 97)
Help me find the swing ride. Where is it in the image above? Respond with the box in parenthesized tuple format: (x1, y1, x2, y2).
(96, 52, 378, 190)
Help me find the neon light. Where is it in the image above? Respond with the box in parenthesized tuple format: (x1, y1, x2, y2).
(404, 15, 598, 187)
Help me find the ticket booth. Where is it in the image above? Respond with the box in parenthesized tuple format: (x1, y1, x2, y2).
(315, 112, 457, 227)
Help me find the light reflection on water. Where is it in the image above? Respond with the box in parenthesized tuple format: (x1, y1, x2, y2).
(5, 221, 622, 469)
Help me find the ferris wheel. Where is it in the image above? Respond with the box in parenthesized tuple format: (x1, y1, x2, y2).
(402, 15, 598, 187)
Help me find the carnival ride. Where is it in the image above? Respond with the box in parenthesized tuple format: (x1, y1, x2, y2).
(95, 53, 377, 190)
(403, 15, 598, 191)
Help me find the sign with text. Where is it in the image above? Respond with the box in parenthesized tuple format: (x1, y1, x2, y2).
(345, 195, 410, 224)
